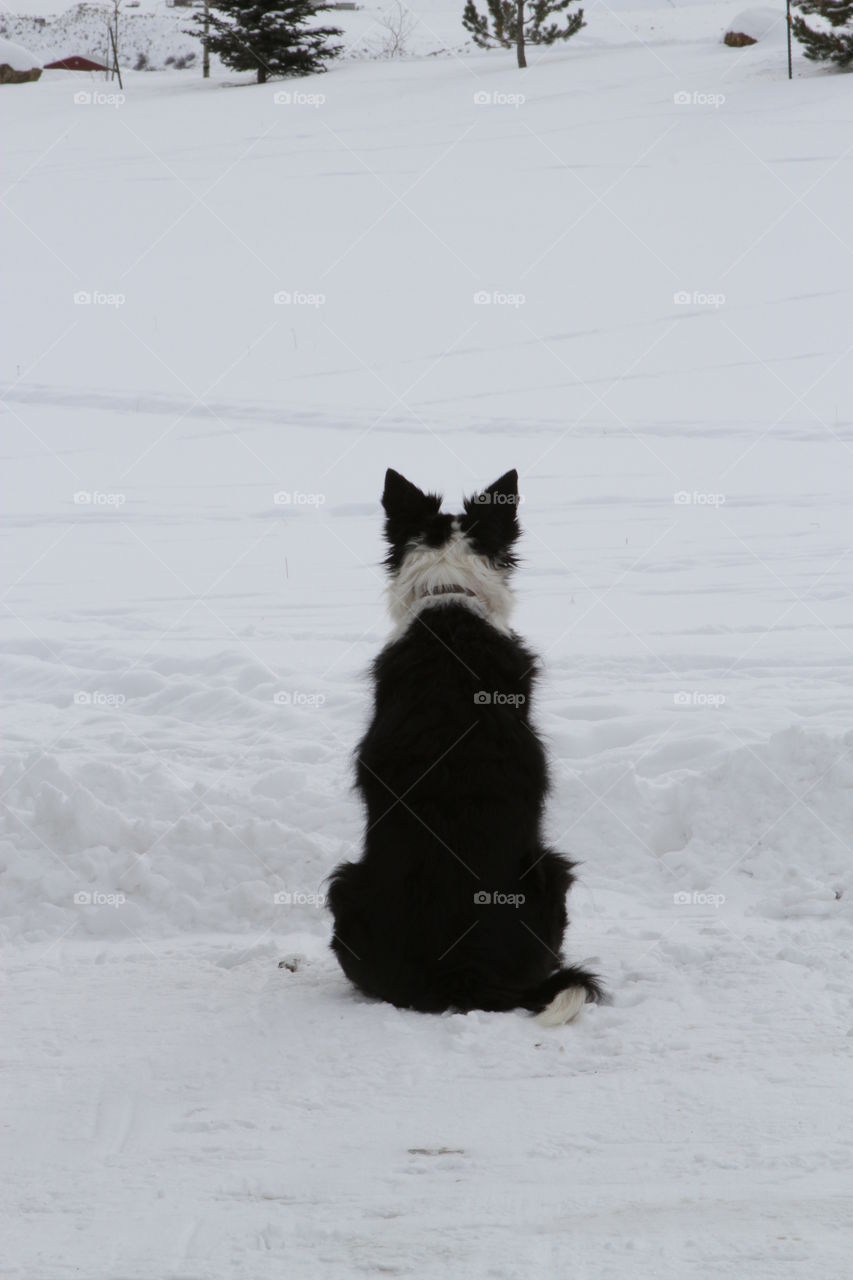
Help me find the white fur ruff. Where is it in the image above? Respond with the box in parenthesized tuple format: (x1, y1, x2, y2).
(387, 530, 514, 636)
(536, 986, 587, 1028)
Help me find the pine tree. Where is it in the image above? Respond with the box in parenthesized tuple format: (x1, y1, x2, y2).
(462, 0, 584, 69)
(792, 0, 853, 67)
(188, 0, 342, 84)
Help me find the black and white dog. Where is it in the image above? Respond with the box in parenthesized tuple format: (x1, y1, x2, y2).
(328, 468, 604, 1025)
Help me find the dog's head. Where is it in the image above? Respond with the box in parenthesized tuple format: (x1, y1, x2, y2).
(381, 468, 521, 631)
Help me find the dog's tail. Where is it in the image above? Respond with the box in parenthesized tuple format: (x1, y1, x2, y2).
(450, 964, 606, 1025)
(525, 966, 606, 1027)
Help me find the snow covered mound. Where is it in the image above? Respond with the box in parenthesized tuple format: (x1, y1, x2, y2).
(3, 673, 851, 951)
(0, 34, 41, 78)
(0, 34, 40, 69)
(724, 6, 788, 45)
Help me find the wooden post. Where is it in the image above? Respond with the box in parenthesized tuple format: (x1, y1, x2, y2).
(787, 0, 793, 78)
(516, 0, 526, 67)
(203, 0, 210, 78)
(109, 24, 123, 89)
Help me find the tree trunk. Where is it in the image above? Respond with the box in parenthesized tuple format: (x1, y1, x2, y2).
(258, 65, 267, 83)
(203, 0, 209, 78)
(516, 0, 526, 67)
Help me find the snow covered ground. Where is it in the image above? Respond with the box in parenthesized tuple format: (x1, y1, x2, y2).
(2, 4, 853, 1276)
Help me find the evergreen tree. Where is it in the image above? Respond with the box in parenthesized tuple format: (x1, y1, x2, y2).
(462, 0, 584, 69)
(792, 0, 853, 67)
(188, 0, 342, 84)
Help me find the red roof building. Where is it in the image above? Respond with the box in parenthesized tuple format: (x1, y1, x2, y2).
(44, 55, 110, 71)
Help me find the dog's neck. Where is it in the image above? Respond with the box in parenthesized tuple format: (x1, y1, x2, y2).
(387, 586, 512, 640)
(423, 583, 476, 598)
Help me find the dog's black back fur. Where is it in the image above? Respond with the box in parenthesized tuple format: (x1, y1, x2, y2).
(327, 469, 603, 1018)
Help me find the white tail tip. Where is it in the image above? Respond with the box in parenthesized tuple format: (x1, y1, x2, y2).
(536, 985, 586, 1027)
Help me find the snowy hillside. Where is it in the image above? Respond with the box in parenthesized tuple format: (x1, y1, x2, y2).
(2, 3, 853, 1277)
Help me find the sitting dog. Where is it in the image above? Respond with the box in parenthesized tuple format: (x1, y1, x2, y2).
(327, 468, 604, 1025)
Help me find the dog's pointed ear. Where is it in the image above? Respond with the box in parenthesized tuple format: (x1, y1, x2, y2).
(381, 470, 442, 564)
(483, 469, 518, 508)
(464, 469, 519, 518)
(463, 470, 521, 558)
(382, 469, 440, 519)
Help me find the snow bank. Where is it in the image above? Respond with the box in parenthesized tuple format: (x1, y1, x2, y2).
(2, 638, 851, 957)
(725, 6, 788, 44)
(0, 34, 41, 69)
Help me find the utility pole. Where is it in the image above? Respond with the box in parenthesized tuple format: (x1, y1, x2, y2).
(787, 0, 793, 78)
(203, 0, 210, 78)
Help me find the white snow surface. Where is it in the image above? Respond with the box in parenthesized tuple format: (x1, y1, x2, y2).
(2, 4, 853, 1277)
